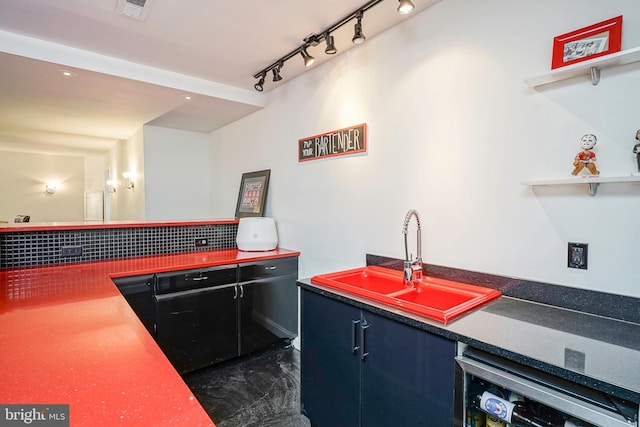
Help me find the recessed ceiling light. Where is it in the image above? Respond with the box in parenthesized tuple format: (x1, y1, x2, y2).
(59, 69, 77, 78)
(184, 95, 192, 100)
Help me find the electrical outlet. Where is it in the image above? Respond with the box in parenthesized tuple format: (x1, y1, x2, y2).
(194, 238, 209, 247)
(61, 245, 82, 257)
(567, 242, 588, 269)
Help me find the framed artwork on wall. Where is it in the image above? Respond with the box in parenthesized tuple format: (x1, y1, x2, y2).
(235, 169, 271, 218)
(551, 16, 623, 69)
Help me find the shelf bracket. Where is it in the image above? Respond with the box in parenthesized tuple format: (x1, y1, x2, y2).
(590, 67, 600, 85)
(587, 182, 599, 196)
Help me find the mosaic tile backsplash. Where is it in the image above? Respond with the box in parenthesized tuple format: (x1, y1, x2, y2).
(0, 223, 238, 268)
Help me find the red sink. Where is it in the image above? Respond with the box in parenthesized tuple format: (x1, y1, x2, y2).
(311, 266, 501, 323)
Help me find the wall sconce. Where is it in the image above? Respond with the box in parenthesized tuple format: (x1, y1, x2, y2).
(45, 183, 57, 195)
(122, 172, 135, 190)
(106, 180, 117, 194)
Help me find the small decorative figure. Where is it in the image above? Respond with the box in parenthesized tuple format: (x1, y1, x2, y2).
(633, 129, 640, 173)
(571, 134, 600, 176)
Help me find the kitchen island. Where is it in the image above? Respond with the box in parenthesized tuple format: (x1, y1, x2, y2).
(0, 247, 299, 426)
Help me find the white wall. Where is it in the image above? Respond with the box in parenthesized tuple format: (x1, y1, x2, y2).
(0, 146, 105, 223)
(0, 150, 85, 222)
(144, 126, 211, 220)
(107, 128, 145, 220)
(208, 0, 640, 298)
(106, 125, 212, 221)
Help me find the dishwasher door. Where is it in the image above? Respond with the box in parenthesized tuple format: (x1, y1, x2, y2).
(455, 349, 638, 427)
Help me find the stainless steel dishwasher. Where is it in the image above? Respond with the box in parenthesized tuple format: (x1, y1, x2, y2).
(455, 348, 638, 427)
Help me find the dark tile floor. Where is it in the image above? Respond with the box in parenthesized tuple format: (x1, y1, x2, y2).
(183, 345, 311, 427)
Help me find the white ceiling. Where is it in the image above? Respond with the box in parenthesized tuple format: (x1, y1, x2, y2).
(0, 0, 438, 154)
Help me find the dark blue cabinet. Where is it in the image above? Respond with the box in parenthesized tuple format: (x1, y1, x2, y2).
(301, 289, 456, 427)
(301, 290, 361, 427)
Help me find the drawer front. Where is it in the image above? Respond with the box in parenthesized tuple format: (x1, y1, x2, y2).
(238, 256, 298, 282)
(155, 265, 237, 294)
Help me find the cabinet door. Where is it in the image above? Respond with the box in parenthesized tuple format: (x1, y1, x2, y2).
(112, 274, 155, 336)
(238, 257, 298, 338)
(239, 279, 294, 356)
(301, 290, 360, 427)
(238, 257, 298, 356)
(361, 311, 456, 427)
(155, 285, 238, 373)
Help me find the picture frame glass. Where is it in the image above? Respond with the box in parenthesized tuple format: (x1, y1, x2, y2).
(562, 33, 609, 64)
(235, 169, 270, 218)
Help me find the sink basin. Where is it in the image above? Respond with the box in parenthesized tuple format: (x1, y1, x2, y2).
(312, 266, 408, 294)
(311, 266, 501, 323)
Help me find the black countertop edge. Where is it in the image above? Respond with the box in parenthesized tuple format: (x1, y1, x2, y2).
(297, 279, 640, 404)
(366, 254, 640, 325)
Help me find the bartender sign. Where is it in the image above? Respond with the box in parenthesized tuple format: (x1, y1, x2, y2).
(298, 123, 367, 162)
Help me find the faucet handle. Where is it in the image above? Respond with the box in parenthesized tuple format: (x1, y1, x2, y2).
(412, 259, 423, 280)
(403, 261, 413, 282)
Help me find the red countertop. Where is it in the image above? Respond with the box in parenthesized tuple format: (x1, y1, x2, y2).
(0, 248, 300, 426)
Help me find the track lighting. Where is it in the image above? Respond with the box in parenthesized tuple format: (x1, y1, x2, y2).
(324, 34, 337, 55)
(300, 47, 315, 67)
(272, 63, 283, 81)
(252, 0, 389, 91)
(254, 73, 265, 91)
(352, 12, 366, 45)
(397, 0, 415, 14)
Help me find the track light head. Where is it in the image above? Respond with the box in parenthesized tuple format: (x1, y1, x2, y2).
(254, 73, 265, 91)
(300, 47, 315, 67)
(397, 0, 415, 14)
(352, 12, 366, 45)
(325, 34, 337, 55)
(272, 63, 283, 82)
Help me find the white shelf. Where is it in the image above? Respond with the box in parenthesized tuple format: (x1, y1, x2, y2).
(523, 175, 640, 196)
(525, 47, 640, 87)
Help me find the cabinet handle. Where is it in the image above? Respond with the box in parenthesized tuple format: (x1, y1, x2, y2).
(265, 266, 277, 270)
(351, 320, 361, 353)
(190, 276, 208, 281)
(239, 284, 244, 298)
(360, 322, 370, 361)
(233, 286, 238, 300)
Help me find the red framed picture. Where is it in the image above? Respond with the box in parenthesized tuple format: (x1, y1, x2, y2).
(551, 16, 623, 69)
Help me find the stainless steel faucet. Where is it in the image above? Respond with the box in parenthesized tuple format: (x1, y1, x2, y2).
(402, 209, 423, 287)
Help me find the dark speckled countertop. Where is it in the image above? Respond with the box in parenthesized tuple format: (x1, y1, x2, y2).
(297, 254, 640, 404)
